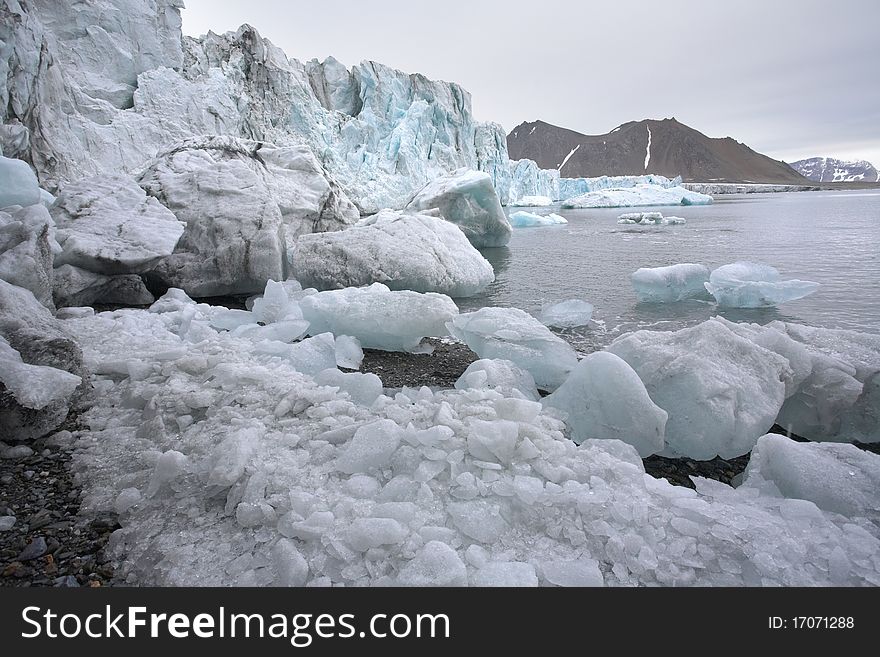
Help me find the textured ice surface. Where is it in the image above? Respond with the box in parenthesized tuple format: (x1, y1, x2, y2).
(58, 296, 880, 586)
(508, 160, 560, 205)
(631, 264, 711, 303)
(608, 319, 790, 459)
(562, 185, 712, 209)
(0, 156, 41, 208)
(0, 204, 56, 308)
(53, 265, 155, 309)
(447, 307, 579, 390)
(455, 359, 540, 401)
(715, 318, 880, 442)
(544, 352, 666, 456)
(539, 299, 594, 328)
(0, 336, 81, 410)
(405, 169, 511, 247)
(508, 196, 554, 207)
(743, 434, 880, 520)
(705, 262, 820, 308)
(300, 283, 458, 352)
(51, 175, 184, 275)
(137, 136, 357, 297)
(509, 211, 568, 227)
(292, 211, 494, 298)
(559, 175, 682, 199)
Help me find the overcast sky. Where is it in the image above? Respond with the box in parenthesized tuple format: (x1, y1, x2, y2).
(181, 0, 880, 166)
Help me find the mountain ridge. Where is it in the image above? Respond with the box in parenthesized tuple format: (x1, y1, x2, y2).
(507, 118, 810, 184)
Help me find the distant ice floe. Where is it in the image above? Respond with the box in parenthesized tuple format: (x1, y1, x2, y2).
(562, 184, 712, 209)
(617, 212, 686, 226)
(509, 211, 568, 228)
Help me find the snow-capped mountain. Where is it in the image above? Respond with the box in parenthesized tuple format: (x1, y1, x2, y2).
(789, 157, 880, 183)
(508, 118, 810, 184)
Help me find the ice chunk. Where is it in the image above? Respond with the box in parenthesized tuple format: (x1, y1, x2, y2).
(543, 352, 667, 456)
(743, 434, 880, 518)
(397, 541, 467, 586)
(616, 211, 687, 226)
(292, 211, 494, 298)
(562, 184, 712, 209)
(607, 319, 790, 459)
(508, 210, 567, 227)
(300, 283, 457, 352)
(405, 169, 511, 247)
(346, 517, 409, 551)
(0, 205, 55, 308)
(473, 562, 539, 587)
(334, 335, 363, 370)
(251, 280, 304, 324)
(454, 358, 540, 401)
(0, 336, 82, 410)
(286, 333, 338, 376)
(542, 560, 604, 587)
(705, 262, 819, 308)
(272, 539, 309, 587)
(51, 174, 185, 275)
(539, 299, 594, 328)
(315, 369, 383, 407)
(631, 264, 711, 303)
(336, 419, 403, 474)
(447, 500, 508, 543)
(53, 265, 154, 308)
(840, 372, 880, 443)
(0, 156, 41, 208)
(447, 307, 579, 390)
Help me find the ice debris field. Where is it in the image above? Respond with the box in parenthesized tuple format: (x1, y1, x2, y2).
(2, 275, 877, 587)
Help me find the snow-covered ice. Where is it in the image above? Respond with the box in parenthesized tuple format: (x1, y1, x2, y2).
(631, 264, 711, 303)
(705, 262, 820, 308)
(405, 169, 512, 248)
(543, 352, 667, 456)
(509, 211, 568, 228)
(539, 300, 594, 328)
(607, 319, 790, 459)
(300, 283, 458, 352)
(447, 307, 579, 390)
(292, 211, 495, 298)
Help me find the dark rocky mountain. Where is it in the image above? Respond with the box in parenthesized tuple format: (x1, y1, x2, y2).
(790, 157, 880, 183)
(507, 117, 810, 184)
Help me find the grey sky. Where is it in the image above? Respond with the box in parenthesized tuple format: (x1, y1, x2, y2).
(181, 0, 880, 166)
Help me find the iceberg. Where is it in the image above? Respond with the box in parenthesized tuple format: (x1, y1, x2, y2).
(543, 352, 667, 456)
(539, 299, 594, 328)
(630, 264, 711, 303)
(705, 262, 820, 308)
(300, 283, 458, 352)
(447, 307, 579, 390)
(617, 212, 686, 226)
(607, 319, 790, 459)
(508, 196, 554, 207)
(562, 185, 712, 209)
(509, 211, 568, 228)
(292, 211, 495, 298)
(404, 169, 511, 248)
(742, 434, 880, 520)
(559, 174, 683, 199)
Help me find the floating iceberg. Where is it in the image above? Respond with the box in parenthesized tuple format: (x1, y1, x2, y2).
(405, 169, 511, 248)
(539, 299, 594, 328)
(300, 283, 458, 352)
(742, 434, 880, 520)
(631, 264, 711, 303)
(607, 319, 790, 459)
(559, 174, 683, 199)
(617, 212, 687, 226)
(705, 262, 819, 308)
(509, 211, 568, 228)
(292, 211, 495, 298)
(561, 185, 712, 209)
(543, 352, 667, 456)
(447, 307, 579, 390)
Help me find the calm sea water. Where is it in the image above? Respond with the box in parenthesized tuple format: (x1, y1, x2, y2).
(460, 189, 880, 352)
